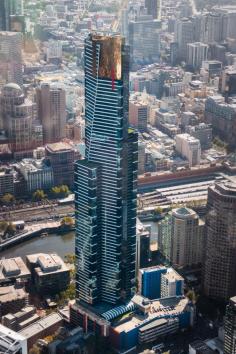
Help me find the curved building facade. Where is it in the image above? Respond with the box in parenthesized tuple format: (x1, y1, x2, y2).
(204, 183, 236, 301)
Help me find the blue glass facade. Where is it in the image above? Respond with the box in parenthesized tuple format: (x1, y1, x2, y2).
(75, 34, 138, 306)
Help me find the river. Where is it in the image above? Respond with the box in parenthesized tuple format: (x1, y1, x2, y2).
(0, 231, 75, 260)
(0, 221, 158, 260)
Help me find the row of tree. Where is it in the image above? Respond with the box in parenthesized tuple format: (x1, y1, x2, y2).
(0, 185, 71, 205)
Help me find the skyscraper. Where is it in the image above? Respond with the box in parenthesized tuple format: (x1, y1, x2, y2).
(145, 0, 162, 20)
(0, 31, 23, 86)
(174, 19, 195, 62)
(203, 183, 236, 301)
(224, 296, 236, 354)
(0, 0, 23, 31)
(36, 84, 66, 144)
(158, 208, 204, 267)
(74, 33, 138, 312)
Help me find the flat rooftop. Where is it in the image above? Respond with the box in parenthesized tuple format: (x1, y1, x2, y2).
(19, 313, 62, 339)
(0, 257, 30, 281)
(114, 296, 189, 333)
(46, 142, 74, 153)
(26, 253, 69, 276)
(0, 285, 28, 303)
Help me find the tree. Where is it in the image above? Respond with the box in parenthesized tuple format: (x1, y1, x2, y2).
(61, 216, 74, 227)
(0, 221, 8, 232)
(1, 193, 15, 205)
(51, 185, 70, 198)
(33, 189, 47, 201)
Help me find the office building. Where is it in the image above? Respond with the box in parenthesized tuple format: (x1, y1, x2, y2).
(224, 296, 236, 354)
(129, 93, 148, 132)
(0, 83, 37, 154)
(26, 253, 70, 295)
(73, 33, 138, 325)
(0, 31, 23, 86)
(0, 0, 23, 31)
(174, 19, 195, 62)
(198, 13, 225, 44)
(161, 268, 184, 298)
(187, 42, 209, 71)
(45, 142, 77, 188)
(176, 133, 201, 167)
(0, 324, 27, 354)
(36, 84, 66, 144)
(205, 95, 236, 148)
(139, 266, 167, 299)
(17, 158, 54, 193)
(145, 0, 162, 20)
(129, 16, 161, 66)
(221, 66, 236, 99)
(0, 167, 14, 196)
(186, 123, 212, 150)
(204, 183, 236, 301)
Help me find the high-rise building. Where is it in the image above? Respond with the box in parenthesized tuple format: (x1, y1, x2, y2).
(129, 15, 161, 66)
(203, 183, 236, 301)
(0, 31, 23, 86)
(129, 93, 148, 132)
(0, 83, 37, 154)
(224, 296, 236, 354)
(145, 0, 162, 20)
(74, 33, 138, 317)
(174, 19, 195, 62)
(0, 0, 23, 31)
(187, 42, 209, 71)
(176, 133, 201, 167)
(159, 208, 205, 267)
(36, 84, 66, 144)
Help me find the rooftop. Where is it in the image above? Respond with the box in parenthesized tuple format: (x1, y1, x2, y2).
(46, 142, 74, 153)
(26, 253, 69, 276)
(0, 285, 28, 304)
(19, 313, 62, 339)
(0, 257, 31, 282)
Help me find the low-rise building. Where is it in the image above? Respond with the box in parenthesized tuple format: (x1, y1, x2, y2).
(0, 324, 27, 354)
(17, 158, 54, 193)
(0, 257, 31, 285)
(19, 313, 63, 351)
(26, 253, 70, 295)
(0, 285, 28, 318)
(2, 306, 39, 331)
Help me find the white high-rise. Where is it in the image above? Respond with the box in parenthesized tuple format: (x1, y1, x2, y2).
(187, 42, 209, 70)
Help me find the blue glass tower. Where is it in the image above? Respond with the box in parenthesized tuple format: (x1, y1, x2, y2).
(75, 34, 138, 308)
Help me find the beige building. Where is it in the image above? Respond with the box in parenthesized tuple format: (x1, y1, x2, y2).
(36, 83, 66, 144)
(176, 133, 201, 167)
(171, 207, 205, 268)
(129, 94, 148, 132)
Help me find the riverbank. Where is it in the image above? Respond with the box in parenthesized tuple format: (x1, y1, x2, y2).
(0, 221, 75, 251)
